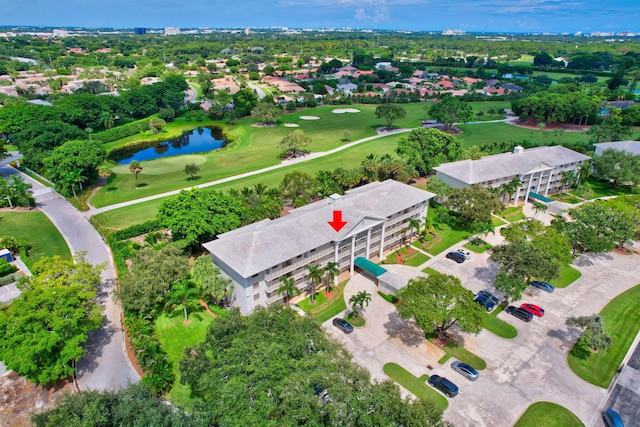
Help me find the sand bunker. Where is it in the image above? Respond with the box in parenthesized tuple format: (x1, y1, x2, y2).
(284, 123, 300, 127)
(332, 108, 361, 114)
(299, 115, 320, 120)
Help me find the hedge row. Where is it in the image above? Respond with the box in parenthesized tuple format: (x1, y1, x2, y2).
(109, 219, 163, 243)
(124, 315, 174, 393)
(93, 118, 151, 144)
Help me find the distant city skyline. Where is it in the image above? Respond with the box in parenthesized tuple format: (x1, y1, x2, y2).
(0, 0, 638, 33)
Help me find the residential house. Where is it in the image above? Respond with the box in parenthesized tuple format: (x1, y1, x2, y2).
(435, 146, 591, 204)
(203, 180, 435, 314)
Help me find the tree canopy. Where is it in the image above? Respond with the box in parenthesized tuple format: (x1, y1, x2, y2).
(396, 128, 462, 176)
(428, 96, 473, 130)
(0, 255, 104, 385)
(592, 148, 640, 188)
(444, 184, 503, 226)
(374, 104, 406, 129)
(396, 274, 484, 339)
(279, 129, 311, 159)
(180, 305, 445, 426)
(491, 220, 572, 300)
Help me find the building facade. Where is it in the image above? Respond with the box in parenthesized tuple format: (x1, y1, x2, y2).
(203, 180, 434, 314)
(594, 141, 640, 156)
(434, 146, 591, 204)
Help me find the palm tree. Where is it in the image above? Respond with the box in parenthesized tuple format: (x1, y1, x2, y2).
(8, 175, 32, 207)
(500, 176, 521, 205)
(129, 160, 143, 187)
(167, 279, 201, 323)
(349, 291, 372, 320)
(99, 111, 115, 129)
(537, 122, 546, 144)
(98, 166, 112, 184)
(253, 183, 267, 196)
(324, 262, 340, 293)
(532, 202, 548, 219)
(305, 264, 324, 303)
(407, 217, 422, 241)
(575, 162, 591, 190)
(561, 171, 577, 190)
(277, 276, 300, 304)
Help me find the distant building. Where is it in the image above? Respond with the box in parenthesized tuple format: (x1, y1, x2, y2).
(164, 27, 180, 36)
(435, 146, 590, 204)
(134, 28, 147, 35)
(52, 29, 69, 37)
(594, 141, 640, 156)
(203, 180, 434, 314)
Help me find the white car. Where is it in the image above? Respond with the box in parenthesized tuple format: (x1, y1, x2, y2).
(456, 248, 471, 260)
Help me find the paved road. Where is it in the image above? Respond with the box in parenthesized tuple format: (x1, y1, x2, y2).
(247, 81, 266, 99)
(84, 127, 412, 217)
(599, 335, 640, 426)
(0, 162, 139, 390)
(326, 227, 640, 427)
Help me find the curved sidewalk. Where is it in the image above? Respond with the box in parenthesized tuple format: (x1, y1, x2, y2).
(0, 163, 139, 390)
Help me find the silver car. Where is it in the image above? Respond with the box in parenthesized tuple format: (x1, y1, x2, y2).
(451, 361, 479, 381)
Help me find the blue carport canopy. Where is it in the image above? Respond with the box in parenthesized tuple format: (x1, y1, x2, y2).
(529, 192, 552, 203)
(354, 257, 387, 277)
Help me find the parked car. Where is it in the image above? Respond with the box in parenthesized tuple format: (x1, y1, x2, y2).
(451, 361, 479, 381)
(332, 318, 354, 334)
(428, 375, 459, 397)
(455, 248, 472, 259)
(445, 251, 466, 263)
(530, 280, 555, 293)
(474, 294, 495, 312)
(505, 305, 533, 322)
(602, 408, 624, 427)
(520, 303, 545, 317)
(477, 290, 500, 306)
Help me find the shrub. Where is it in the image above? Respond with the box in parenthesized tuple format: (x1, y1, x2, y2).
(0, 259, 17, 277)
(93, 119, 152, 144)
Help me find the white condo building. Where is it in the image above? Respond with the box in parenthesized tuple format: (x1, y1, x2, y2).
(203, 180, 435, 314)
(434, 145, 591, 204)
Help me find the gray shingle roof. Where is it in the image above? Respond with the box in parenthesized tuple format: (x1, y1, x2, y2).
(594, 141, 640, 155)
(203, 180, 434, 278)
(434, 146, 591, 185)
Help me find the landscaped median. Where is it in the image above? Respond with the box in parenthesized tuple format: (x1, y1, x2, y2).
(433, 336, 487, 369)
(383, 363, 448, 411)
(514, 402, 584, 427)
(568, 284, 640, 388)
(483, 304, 518, 339)
(383, 245, 429, 267)
(296, 279, 348, 324)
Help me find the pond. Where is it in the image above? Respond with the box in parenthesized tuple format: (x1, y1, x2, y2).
(108, 126, 227, 164)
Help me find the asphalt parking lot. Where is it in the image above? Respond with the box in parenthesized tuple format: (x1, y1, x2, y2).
(600, 339, 640, 427)
(324, 239, 640, 427)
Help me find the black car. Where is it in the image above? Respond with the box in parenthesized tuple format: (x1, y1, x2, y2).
(428, 375, 459, 397)
(445, 251, 465, 263)
(332, 317, 354, 334)
(505, 306, 533, 322)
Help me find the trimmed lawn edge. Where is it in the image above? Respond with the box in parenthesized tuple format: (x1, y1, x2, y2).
(514, 402, 584, 427)
(382, 363, 448, 412)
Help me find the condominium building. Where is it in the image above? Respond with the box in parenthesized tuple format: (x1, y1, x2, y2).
(594, 141, 640, 156)
(203, 180, 435, 314)
(434, 145, 591, 204)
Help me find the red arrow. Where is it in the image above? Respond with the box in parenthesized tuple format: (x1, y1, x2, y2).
(328, 210, 347, 232)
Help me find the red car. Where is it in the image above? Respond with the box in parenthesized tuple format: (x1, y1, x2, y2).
(520, 303, 545, 317)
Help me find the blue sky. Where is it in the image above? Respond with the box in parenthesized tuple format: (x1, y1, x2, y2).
(1, 0, 638, 33)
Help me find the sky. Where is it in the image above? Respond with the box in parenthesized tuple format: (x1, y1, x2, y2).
(0, 0, 639, 33)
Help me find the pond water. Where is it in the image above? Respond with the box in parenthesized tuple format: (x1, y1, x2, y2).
(109, 126, 227, 165)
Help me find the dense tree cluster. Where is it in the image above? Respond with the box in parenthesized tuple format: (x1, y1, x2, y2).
(396, 128, 462, 176)
(0, 256, 104, 385)
(180, 305, 445, 426)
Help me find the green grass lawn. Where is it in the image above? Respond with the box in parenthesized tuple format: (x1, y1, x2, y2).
(421, 267, 442, 277)
(382, 363, 448, 412)
(378, 291, 399, 304)
(416, 210, 471, 256)
(568, 284, 640, 388)
(569, 177, 640, 200)
(554, 264, 582, 288)
(0, 210, 71, 262)
(154, 306, 224, 408)
(514, 402, 584, 427)
(550, 192, 584, 204)
(491, 216, 507, 227)
(499, 206, 526, 223)
(483, 304, 517, 339)
(464, 240, 491, 253)
(432, 337, 487, 370)
(297, 279, 349, 323)
(456, 122, 590, 148)
(383, 245, 429, 267)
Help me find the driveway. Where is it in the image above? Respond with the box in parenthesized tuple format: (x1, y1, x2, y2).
(324, 239, 640, 427)
(0, 164, 139, 390)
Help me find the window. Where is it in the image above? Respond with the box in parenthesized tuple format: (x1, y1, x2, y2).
(253, 283, 259, 290)
(253, 294, 260, 301)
